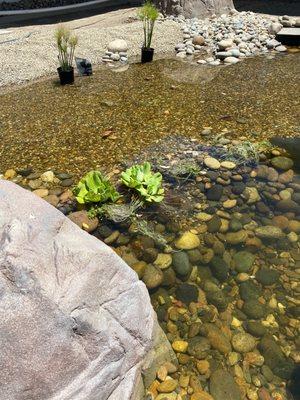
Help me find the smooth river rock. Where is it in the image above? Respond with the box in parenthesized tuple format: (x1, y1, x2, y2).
(0, 180, 174, 400)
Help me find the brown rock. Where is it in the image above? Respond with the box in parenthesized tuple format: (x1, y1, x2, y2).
(4, 169, 17, 179)
(68, 210, 99, 232)
(192, 35, 205, 46)
(278, 169, 294, 184)
(271, 215, 289, 230)
(132, 261, 147, 278)
(157, 378, 178, 393)
(196, 360, 210, 374)
(191, 391, 215, 400)
(33, 188, 49, 198)
(44, 194, 59, 207)
(288, 220, 300, 233)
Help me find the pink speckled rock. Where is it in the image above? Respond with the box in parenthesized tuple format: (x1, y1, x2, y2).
(0, 180, 173, 400)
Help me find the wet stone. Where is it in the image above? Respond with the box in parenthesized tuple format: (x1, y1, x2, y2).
(142, 264, 163, 289)
(175, 283, 199, 305)
(255, 268, 280, 286)
(188, 336, 211, 359)
(233, 251, 255, 273)
(172, 251, 191, 279)
(232, 332, 256, 353)
(206, 288, 228, 311)
(210, 369, 242, 400)
(271, 156, 294, 171)
(210, 256, 229, 282)
(206, 185, 224, 201)
(242, 300, 267, 319)
(245, 321, 267, 337)
(259, 336, 295, 379)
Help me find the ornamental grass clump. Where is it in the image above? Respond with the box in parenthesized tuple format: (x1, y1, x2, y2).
(138, 1, 159, 49)
(55, 24, 78, 71)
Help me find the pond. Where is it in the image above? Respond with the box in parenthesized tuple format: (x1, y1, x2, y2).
(0, 52, 299, 177)
(1, 52, 300, 400)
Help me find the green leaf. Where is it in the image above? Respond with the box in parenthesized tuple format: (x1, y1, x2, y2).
(73, 171, 121, 205)
(121, 162, 164, 203)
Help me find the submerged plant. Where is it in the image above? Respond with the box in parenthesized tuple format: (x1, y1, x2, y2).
(73, 170, 120, 205)
(94, 199, 143, 223)
(121, 162, 164, 203)
(223, 140, 273, 166)
(131, 219, 167, 247)
(137, 1, 159, 49)
(222, 141, 259, 166)
(169, 159, 201, 182)
(55, 24, 78, 71)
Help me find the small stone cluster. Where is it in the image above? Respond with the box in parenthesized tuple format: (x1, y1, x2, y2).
(1, 168, 75, 214)
(279, 15, 300, 28)
(102, 39, 129, 64)
(172, 11, 288, 66)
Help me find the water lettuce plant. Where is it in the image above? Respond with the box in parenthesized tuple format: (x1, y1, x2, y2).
(73, 170, 120, 204)
(121, 162, 164, 203)
(138, 1, 159, 49)
(55, 24, 78, 71)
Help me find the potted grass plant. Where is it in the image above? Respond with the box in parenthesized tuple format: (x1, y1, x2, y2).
(55, 25, 78, 85)
(138, 1, 159, 63)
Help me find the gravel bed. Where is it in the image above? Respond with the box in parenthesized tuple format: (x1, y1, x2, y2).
(0, 9, 182, 88)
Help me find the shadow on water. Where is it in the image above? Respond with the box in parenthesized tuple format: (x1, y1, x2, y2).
(287, 365, 300, 400)
(234, 0, 300, 16)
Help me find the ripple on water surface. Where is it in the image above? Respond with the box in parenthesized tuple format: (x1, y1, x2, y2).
(0, 53, 299, 176)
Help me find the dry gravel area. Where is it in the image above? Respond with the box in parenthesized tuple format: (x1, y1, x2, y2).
(0, 8, 182, 88)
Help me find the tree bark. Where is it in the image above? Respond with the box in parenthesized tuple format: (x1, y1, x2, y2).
(155, 0, 235, 18)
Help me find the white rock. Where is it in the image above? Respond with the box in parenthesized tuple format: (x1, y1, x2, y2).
(268, 22, 283, 35)
(218, 39, 234, 50)
(224, 56, 240, 64)
(110, 53, 121, 61)
(108, 39, 128, 53)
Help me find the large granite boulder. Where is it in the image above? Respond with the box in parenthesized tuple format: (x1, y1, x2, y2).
(155, 0, 234, 18)
(0, 180, 174, 400)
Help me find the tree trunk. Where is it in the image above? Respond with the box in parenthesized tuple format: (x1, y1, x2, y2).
(155, 0, 235, 18)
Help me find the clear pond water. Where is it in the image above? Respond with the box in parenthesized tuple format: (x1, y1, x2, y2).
(1, 53, 300, 400)
(0, 52, 299, 177)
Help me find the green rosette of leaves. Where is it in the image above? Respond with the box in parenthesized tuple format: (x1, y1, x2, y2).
(121, 162, 164, 203)
(73, 170, 121, 204)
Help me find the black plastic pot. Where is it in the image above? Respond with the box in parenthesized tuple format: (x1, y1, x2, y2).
(141, 47, 154, 63)
(57, 67, 74, 85)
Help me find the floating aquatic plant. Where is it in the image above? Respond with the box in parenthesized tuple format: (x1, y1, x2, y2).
(73, 170, 120, 205)
(121, 162, 164, 203)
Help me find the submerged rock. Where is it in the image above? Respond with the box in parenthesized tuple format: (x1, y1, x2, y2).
(175, 231, 200, 250)
(271, 156, 294, 171)
(175, 283, 199, 305)
(232, 333, 256, 353)
(172, 251, 192, 278)
(259, 336, 295, 379)
(255, 226, 284, 240)
(210, 369, 242, 400)
(233, 251, 255, 273)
